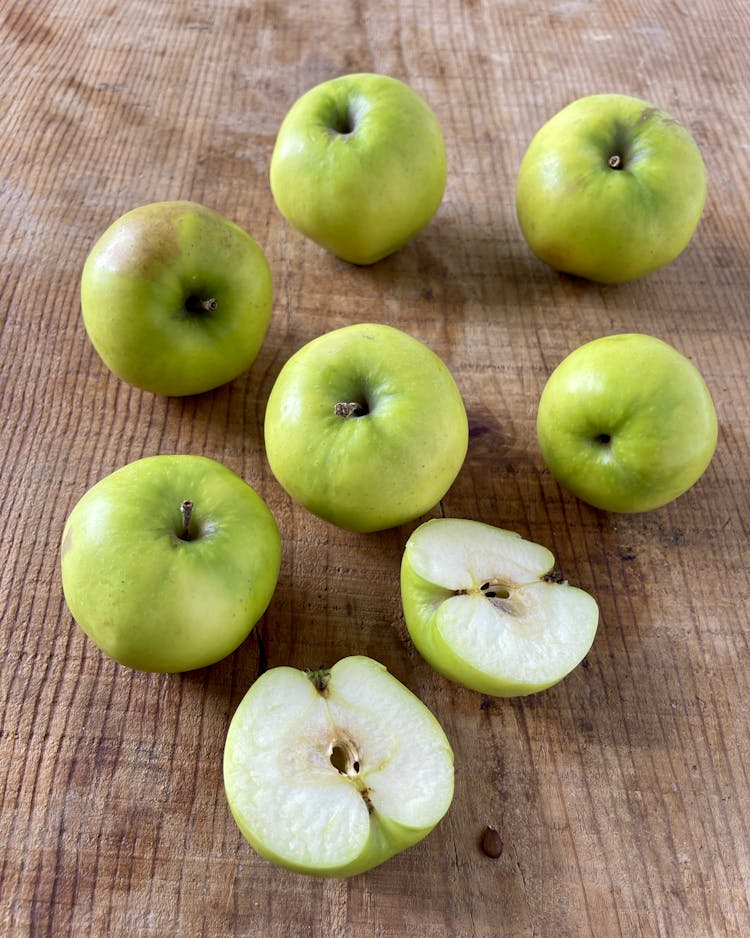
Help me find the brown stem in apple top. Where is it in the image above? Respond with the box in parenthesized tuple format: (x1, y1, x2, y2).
(334, 401, 367, 418)
(185, 295, 218, 314)
(608, 154, 622, 169)
(179, 499, 194, 541)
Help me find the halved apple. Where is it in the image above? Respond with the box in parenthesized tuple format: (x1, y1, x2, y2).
(223, 655, 454, 877)
(401, 518, 599, 697)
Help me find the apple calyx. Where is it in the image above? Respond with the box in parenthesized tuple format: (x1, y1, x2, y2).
(307, 667, 331, 694)
(330, 105, 357, 136)
(328, 97, 365, 137)
(334, 401, 368, 418)
(179, 499, 194, 541)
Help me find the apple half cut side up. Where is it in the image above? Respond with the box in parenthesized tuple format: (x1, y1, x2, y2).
(223, 655, 454, 877)
(400, 518, 599, 697)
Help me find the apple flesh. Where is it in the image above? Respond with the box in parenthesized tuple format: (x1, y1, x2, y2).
(401, 519, 599, 697)
(60, 455, 281, 672)
(223, 655, 454, 876)
(537, 333, 718, 512)
(516, 94, 707, 283)
(81, 201, 273, 395)
(270, 73, 447, 265)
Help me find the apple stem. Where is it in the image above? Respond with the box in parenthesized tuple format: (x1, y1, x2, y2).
(334, 401, 367, 418)
(179, 499, 194, 541)
(185, 295, 218, 314)
(608, 154, 622, 169)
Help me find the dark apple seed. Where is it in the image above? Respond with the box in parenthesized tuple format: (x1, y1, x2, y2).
(481, 825, 503, 859)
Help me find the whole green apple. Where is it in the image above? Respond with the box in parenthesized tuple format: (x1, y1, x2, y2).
(401, 518, 599, 697)
(81, 201, 273, 395)
(516, 94, 707, 283)
(60, 455, 281, 672)
(536, 333, 718, 512)
(223, 655, 454, 876)
(263, 323, 468, 532)
(269, 73, 447, 265)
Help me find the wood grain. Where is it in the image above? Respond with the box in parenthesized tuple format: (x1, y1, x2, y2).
(2, 0, 749, 935)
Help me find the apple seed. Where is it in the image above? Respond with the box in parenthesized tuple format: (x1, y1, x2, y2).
(329, 737, 374, 813)
(481, 825, 503, 859)
(329, 738, 361, 777)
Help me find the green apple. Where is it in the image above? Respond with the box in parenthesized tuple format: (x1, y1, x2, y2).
(263, 323, 468, 532)
(401, 518, 599, 697)
(223, 655, 454, 876)
(269, 73, 447, 265)
(537, 333, 718, 512)
(516, 94, 707, 283)
(60, 455, 281, 672)
(81, 201, 273, 395)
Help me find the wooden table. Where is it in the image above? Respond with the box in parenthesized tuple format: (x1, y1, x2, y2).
(2, 1, 749, 935)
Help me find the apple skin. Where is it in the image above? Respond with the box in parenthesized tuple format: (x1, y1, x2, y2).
(270, 73, 447, 265)
(537, 333, 718, 512)
(401, 519, 599, 697)
(81, 201, 273, 395)
(516, 94, 707, 283)
(223, 656, 454, 877)
(263, 323, 469, 533)
(60, 455, 281, 672)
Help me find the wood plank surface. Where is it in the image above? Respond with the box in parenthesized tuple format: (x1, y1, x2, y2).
(2, 0, 749, 935)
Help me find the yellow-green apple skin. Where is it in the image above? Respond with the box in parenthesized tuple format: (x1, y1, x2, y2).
(81, 201, 273, 395)
(60, 455, 281, 672)
(401, 519, 599, 697)
(263, 323, 468, 533)
(537, 334, 718, 512)
(223, 655, 454, 877)
(269, 73, 447, 265)
(516, 94, 707, 283)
